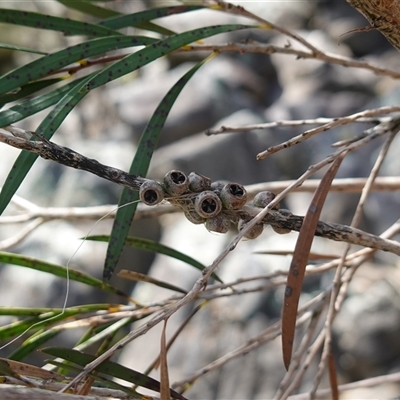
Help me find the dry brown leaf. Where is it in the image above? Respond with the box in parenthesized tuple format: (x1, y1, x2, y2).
(160, 318, 171, 400)
(281, 152, 347, 370)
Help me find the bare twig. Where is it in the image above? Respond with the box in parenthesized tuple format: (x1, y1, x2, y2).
(0, 218, 44, 250)
(1, 176, 399, 223)
(287, 371, 400, 399)
(257, 108, 400, 160)
(0, 378, 136, 399)
(185, 42, 400, 80)
(205, 116, 385, 135)
(0, 128, 146, 191)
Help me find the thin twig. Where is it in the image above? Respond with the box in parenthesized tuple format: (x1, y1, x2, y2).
(206, 117, 386, 135)
(287, 371, 400, 399)
(0, 128, 146, 191)
(0, 218, 44, 250)
(1, 176, 399, 224)
(257, 108, 400, 160)
(184, 42, 400, 80)
(211, 1, 324, 55)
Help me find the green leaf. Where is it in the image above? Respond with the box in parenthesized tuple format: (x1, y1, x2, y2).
(0, 42, 47, 55)
(0, 304, 127, 343)
(0, 35, 157, 96)
(56, 0, 120, 19)
(99, 5, 203, 32)
(87, 235, 222, 283)
(84, 24, 253, 93)
(0, 76, 91, 122)
(0, 8, 120, 37)
(47, 359, 142, 398)
(74, 317, 134, 353)
(0, 78, 63, 108)
(0, 251, 132, 300)
(57, 0, 176, 36)
(102, 56, 214, 281)
(9, 329, 60, 361)
(0, 304, 124, 317)
(0, 74, 93, 216)
(42, 347, 187, 400)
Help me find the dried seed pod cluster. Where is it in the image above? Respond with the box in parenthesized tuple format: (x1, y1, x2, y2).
(139, 170, 285, 239)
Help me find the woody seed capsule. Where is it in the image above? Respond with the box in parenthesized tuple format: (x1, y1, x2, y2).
(219, 182, 247, 210)
(194, 190, 222, 218)
(163, 170, 189, 196)
(184, 210, 206, 225)
(238, 219, 264, 239)
(139, 180, 165, 206)
(253, 191, 280, 210)
(205, 214, 231, 233)
(188, 172, 211, 192)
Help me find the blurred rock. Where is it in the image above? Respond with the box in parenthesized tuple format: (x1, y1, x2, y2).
(109, 55, 277, 146)
(333, 265, 400, 382)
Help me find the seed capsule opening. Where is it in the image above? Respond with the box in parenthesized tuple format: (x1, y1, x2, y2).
(171, 171, 187, 185)
(194, 191, 222, 218)
(163, 170, 189, 196)
(139, 180, 165, 206)
(220, 182, 247, 210)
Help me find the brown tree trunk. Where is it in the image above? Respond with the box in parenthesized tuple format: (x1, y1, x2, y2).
(347, 0, 400, 51)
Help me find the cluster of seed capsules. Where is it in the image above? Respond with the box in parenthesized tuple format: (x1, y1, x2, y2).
(139, 170, 280, 239)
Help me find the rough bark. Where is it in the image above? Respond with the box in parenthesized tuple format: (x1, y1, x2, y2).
(347, 0, 400, 51)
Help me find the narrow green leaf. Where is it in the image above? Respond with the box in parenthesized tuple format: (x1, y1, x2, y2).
(0, 8, 120, 37)
(57, 0, 176, 36)
(0, 304, 123, 317)
(99, 5, 203, 31)
(47, 359, 142, 398)
(0, 35, 157, 96)
(0, 251, 132, 300)
(0, 78, 62, 108)
(0, 76, 91, 122)
(74, 317, 134, 353)
(0, 42, 47, 55)
(56, 0, 120, 19)
(102, 55, 214, 281)
(9, 329, 60, 361)
(42, 347, 187, 400)
(0, 74, 92, 216)
(84, 25, 253, 93)
(0, 305, 126, 342)
(87, 235, 222, 283)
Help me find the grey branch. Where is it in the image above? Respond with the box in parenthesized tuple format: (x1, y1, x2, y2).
(0, 128, 146, 191)
(1, 128, 399, 256)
